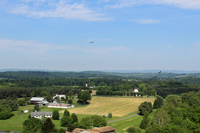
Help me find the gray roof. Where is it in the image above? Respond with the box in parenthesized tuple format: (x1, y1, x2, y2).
(30, 97, 45, 101)
(31, 112, 52, 117)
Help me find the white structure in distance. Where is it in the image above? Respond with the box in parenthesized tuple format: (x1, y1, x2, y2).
(48, 103, 74, 108)
(53, 94, 66, 100)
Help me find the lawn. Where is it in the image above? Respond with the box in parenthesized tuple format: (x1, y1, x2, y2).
(65, 97, 155, 116)
(108, 110, 156, 133)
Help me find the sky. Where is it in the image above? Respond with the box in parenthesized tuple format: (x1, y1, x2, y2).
(0, 0, 200, 71)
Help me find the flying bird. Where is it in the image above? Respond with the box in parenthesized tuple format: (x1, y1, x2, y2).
(89, 41, 94, 43)
(158, 71, 161, 74)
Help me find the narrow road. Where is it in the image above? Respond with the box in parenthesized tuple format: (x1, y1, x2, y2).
(107, 113, 138, 123)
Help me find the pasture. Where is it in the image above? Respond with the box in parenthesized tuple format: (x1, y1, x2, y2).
(65, 96, 155, 116)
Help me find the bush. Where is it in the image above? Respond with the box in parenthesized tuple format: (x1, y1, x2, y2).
(67, 125, 74, 132)
(107, 112, 112, 118)
(58, 128, 65, 133)
(102, 115, 106, 119)
(91, 115, 107, 127)
(61, 116, 73, 127)
(17, 99, 26, 106)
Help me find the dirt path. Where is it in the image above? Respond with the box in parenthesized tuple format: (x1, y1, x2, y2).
(107, 113, 138, 124)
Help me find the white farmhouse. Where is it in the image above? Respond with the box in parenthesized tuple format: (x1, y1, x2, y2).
(53, 94, 66, 100)
(133, 88, 139, 92)
(31, 112, 52, 119)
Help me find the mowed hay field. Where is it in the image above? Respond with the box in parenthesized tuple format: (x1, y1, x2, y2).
(66, 97, 155, 117)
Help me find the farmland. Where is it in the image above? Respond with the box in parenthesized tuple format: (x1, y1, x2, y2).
(65, 96, 155, 116)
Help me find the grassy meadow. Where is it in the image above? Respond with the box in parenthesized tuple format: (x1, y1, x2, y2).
(65, 96, 155, 116)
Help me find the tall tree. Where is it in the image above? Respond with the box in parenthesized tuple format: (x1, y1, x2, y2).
(42, 118, 57, 133)
(63, 110, 70, 117)
(71, 113, 78, 123)
(153, 96, 164, 109)
(52, 110, 59, 120)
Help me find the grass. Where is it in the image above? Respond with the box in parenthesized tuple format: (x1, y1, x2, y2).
(66, 96, 155, 116)
(108, 110, 156, 133)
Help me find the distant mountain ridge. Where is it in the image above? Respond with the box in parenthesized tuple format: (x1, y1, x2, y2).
(0, 69, 200, 73)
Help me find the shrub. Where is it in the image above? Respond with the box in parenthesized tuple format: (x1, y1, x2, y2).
(68, 99, 73, 104)
(107, 112, 112, 118)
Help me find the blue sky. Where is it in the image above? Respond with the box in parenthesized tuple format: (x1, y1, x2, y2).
(0, 0, 200, 71)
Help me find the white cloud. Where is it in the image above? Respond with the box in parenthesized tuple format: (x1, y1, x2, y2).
(131, 19, 161, 24)
(10, 0, 111, 21)
(30, 58, 36, 60)
(41, 58, 45, 60)
(107, 0, 200, 10)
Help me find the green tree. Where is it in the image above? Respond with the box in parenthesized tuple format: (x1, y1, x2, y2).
(79, 91, 91, 105)
(80, 116, 93, 129)
(42, 118, 57, 133)
(68, 91, 73, 98)
(138, 101, 152, 115)
(91, 115, 107, 127)
(140, 111, 149, 129)
(18, 99, 26, 106)
(107, 112, 112, 118)
(153, 96, 164, 109)
(68, 99, 73, 104)
(127, 126, 141, 133)
(145, 123, 162, 133)
(23, 117, 43, 133)
(64, 110, 70, 117)
(34, 105, 40, 111)
(153, 108, 170, 129)
(67, 125, 74, 132)
(61, 116, 73, 127)
(52, 110, 59, 120)
(71, 113, 78, 123)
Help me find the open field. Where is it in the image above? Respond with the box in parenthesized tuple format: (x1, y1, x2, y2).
(65, 97, 155, 116)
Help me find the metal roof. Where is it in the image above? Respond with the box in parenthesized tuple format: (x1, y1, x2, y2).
(31, 111, 52, 117)
(30, 97, 45, 101)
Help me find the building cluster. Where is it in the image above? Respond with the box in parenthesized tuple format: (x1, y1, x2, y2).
(48, 103, 74, 108)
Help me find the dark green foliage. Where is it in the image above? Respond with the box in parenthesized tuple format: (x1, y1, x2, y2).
(140, 112, 149, 129)
(145, 123, 162, 133)
(61, 116, 73, 127)
(68, 99, 73, 104)
(52, 110, 59, 120)
(0, 105, 12, 120)
(127, 127, 141, 133)
(0, 99, 18, 111)
(67, 125, 74, 132)
(78, 91, 91, 105)
(80, 116, 93, 129)
(68, 91, 73, 98)
(18, 99, 26, 106)
(71, 113, 78, 123)
(138, 101, 153, 115)
(153, 96, 164, 109)
(34, 105, 40, 111)
(23, 117, 43, 133)
(73, 122, 80, 128)
(42, 118, 57, 133)
(102, 115, 106, 119)
(64, 110, 70, 117)
(91, 115, 107, 127)
(107, 112, 112, 118)
(57, 128, 65, 133)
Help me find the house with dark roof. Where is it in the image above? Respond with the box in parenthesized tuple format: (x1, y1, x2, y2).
(31, 111, 52, 119)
